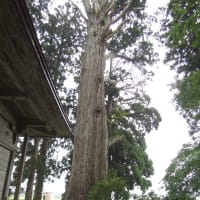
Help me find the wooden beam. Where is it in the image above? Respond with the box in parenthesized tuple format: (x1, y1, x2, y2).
(25, 122, 46, 128)
(19, 119, 57, 137)
(0, 89, 27, 101)
(33, 127, 56, 136)
(20, 119, 46, 128)
(26, 127, 57, 137)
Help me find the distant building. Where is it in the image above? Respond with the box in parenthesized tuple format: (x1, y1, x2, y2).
(42, 192, 55, 200)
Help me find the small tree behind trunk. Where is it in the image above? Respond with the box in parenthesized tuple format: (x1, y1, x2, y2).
(14, 136, 28, 200)
(33, 138, 48, 200)
(25, 138, 39, 200)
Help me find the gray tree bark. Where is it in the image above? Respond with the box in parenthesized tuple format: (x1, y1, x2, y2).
(25, 138, 39, 200)
(63, 8, 109, 200)
(33, 138, 48, 200)
(14, 135, 28, 200)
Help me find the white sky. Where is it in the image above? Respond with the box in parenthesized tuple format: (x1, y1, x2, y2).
(144, 0, 191, 193)
(44, 0, 192, 194)
(145, 66, 191, 193)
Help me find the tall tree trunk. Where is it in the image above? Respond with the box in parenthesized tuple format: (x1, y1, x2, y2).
(14, 135, 28, 200)
(25, 138, 39, 200)
(33, 138, 48, 200)
(63, 10, 109, 200)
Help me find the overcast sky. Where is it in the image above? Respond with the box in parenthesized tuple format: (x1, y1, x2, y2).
(144, 0, 191, 193)
(44, 0, 192, 194)
(145, 66, 191, 193)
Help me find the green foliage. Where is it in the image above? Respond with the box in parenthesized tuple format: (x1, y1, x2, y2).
(133, 191, 164, 200)
(88, 172, 129, 200)
(108, 21, 144, 53)
(106, 0, 158, 76)
(109, 130, 154, 191)
(175, 71, 200, 111)
(162, 0, 200, 134)
(26, 0, 86, 92)
(107, 67, 161, 192)
(163, 141, 200, 199)
(164, 0, 200, 74)
(11, 138, 39, 186)
(108, 100, 159, 191)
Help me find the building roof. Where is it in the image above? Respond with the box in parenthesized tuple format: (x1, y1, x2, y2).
(0, 0, 73, 137)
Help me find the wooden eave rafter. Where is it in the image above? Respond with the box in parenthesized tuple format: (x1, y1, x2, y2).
(19, 119, 57, 137)
(0, 0, 74, 138)
(0, 89, 27, 101)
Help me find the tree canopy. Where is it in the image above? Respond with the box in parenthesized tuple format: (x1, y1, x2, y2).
(107, 66, 161, 191)
(163, 140, 200, 199)
(161, 1, 200, 198)
(162, 0, 200, 134)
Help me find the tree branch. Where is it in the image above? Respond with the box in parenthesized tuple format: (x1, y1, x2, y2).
(92, 0, 101, 13)
(82, 0, 91, 14)
(104, 19, 126, 41)
(108, 135, 124, 148)
(111, 1, 132, 24)
(105, 53, 116, 60)
(105, 0, 116, 15)
(116, 54, 136, 63)
(70, 0, 88, 22)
